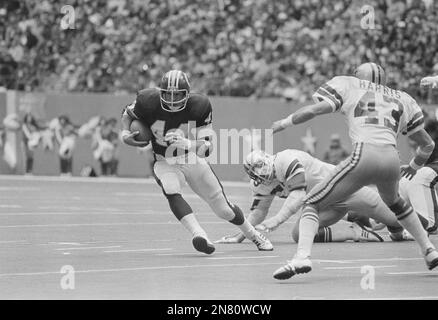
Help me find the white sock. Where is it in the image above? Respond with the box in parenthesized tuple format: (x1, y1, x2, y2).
(398, 213, 435, 255)
(296, 207, 319, 258)
(237, 219, 258, 240)
(180, 213, 207, 237)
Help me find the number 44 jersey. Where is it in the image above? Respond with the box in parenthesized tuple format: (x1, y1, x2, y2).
(313, 76, 424, 145)
(126, 88, 212, 158)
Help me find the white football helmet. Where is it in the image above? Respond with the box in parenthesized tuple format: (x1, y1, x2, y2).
(243, 150, 275, 185)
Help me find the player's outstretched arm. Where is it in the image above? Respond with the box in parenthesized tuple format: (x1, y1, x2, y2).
(271, 100, 333, 133)
(120, 109, 149, 147)
(420, 76, 438, 89)
(402, 129, 435, 180)
(256, 189, 306, 232)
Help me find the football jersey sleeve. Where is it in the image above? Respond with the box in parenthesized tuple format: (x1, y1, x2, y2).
(195, 99, 213, 141)
(125, 97, 139, 120)
(283, 159, 307, 192)
(312, 76, 349, 112)
(196, 99, 213, 128)
(401, 93, 425, 136)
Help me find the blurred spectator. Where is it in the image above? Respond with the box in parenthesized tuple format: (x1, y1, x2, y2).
(0, 0, 436, 101)
(21, 112, 45, 174)
(52, 115, 77, 176)
(323, 134, 349, 165)
(92, 117, 120, 176)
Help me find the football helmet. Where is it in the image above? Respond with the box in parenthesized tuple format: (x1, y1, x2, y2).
(353, 62, 386, 85)
(244, 150, 276, 185)
(159, 70, 191, 112)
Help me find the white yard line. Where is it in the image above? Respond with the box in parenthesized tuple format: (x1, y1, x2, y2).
(0, 221, 227, 228)
(386, 271, 436, 275)
(156, 251, 225, 256)
(0, 261, 282, 277)
(0, 175, 249, 187)
(324, 265, 397, 270)
(206, 255, 279, 260)
(55, 246, 121, 251)
(104, 248, 173, 253)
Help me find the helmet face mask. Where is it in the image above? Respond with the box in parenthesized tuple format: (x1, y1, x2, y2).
(244, 151, 275, 185)
(159, 70, 191, 112)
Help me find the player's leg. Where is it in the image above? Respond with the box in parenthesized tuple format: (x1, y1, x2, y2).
(274, 143, 369, 279)
(376, 168, 438, 269)
(291, 208, 383, 243)
(183, 159, 273, 251)
(153, 160, 214, 254)
(399, 167, 437, 232)
(342, 186, 410, 241)
(215, 197, 273, 244)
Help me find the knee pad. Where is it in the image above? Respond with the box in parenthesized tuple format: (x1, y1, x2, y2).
(229, 204, 245, 225)
(389, 197, 413, 220)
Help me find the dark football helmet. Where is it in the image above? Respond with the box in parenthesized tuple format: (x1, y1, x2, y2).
(353, 62, 387, 85)
(159, 70, 191, 112)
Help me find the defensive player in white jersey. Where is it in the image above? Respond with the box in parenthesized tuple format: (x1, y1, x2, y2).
(271, 62, 438, 279)
(216, 149, 409, 245)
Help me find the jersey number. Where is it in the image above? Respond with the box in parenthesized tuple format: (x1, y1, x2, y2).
(150, 120, 187, 147)
(354, 92, 404, 133)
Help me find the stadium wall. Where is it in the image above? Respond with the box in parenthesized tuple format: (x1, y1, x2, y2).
(1, 90, 432, 181)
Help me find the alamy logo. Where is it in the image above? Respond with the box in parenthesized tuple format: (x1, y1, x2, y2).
(60, 265, 75, 290)
(360, 5, 375, 30)
(163, 121, 273, 165)
(360, 265, 375, 290)
(60, 5, 75, 30)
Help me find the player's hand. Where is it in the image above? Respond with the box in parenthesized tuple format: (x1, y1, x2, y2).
(401, 164, 417, 180)
(255, 218, 281, 233)
(271, 120, 286, 134)
(420, 76, 438, 89)
(165, 132, 192, 150)
(122, 131, 149, 147)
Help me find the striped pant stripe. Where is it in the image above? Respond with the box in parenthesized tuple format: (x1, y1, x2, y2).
(305, 143, 363, 205)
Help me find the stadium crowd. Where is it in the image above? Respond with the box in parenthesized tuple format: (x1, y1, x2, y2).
(0, 0, 437, 101)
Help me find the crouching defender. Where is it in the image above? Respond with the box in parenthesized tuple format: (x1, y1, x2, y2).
(216, 149, 410, 245)
(121, 70, 272, 254)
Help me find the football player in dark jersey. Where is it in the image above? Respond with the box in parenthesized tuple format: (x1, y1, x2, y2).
(121, 70, 273, 254)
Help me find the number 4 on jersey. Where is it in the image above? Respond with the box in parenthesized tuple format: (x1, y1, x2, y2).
(354, 92, 404, 133)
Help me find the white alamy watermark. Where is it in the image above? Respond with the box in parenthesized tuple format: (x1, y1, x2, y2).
(360, 265, 375, 290)
(60, 265, 75, 290)
(60, 5, 75, 30)
(360, 5, 375, 30)
(158, 121, 273, 165)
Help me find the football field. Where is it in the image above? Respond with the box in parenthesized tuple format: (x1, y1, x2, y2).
(0, 175, 437, 300)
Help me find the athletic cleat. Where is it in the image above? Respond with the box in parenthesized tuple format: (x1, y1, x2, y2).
(352, 222, 384, 242)
(214, 232, 245, 244)
(192, 235, 215, 255)
(390, 229, 414, 241)
(273, 256, 312, 280)
(251, 231, 273, 251)
(425, 247, 438, 270)
(369, 219, 386, 231)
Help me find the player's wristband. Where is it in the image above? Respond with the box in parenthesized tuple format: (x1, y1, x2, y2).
(409, 158, 422, 170)
(280, 114, 294, 128)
